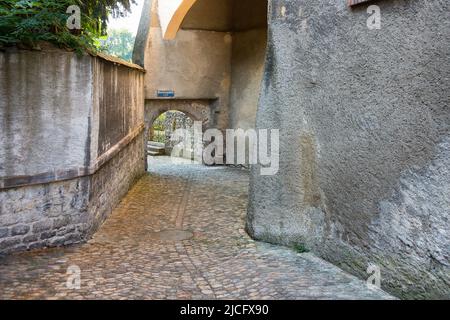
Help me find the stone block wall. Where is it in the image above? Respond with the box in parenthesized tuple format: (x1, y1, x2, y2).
(89, 132, 146, 234)
(0, 47, 146, 254)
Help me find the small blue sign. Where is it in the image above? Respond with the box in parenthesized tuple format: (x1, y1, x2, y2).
(157, 90, 175, 98)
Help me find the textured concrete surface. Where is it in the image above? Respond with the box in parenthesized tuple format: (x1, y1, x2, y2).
(0, 157, 392, 300)
(0, 49, 92, 177)
(143, 27, 232, 101)
(230, 28, 267, 130)
(247, 0, 450, 299)
(93, 57, 145, 156)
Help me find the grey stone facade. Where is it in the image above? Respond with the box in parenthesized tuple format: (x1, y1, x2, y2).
(247, 0, 450, 299)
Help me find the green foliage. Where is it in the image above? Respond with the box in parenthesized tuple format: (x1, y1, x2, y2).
(101, 28, 134, 61)
(0, 0, 136, 53)
(152, 130, 166, 144)
(293, 243, 309, 253)
(150, 113, 167, 143)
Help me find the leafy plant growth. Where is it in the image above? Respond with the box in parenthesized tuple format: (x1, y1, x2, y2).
(0, 0, 135, 53)
(293, 243, 310, 254)
(100, 28, 134, 61)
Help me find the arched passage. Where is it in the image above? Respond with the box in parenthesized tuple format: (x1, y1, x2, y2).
(145, 99, 212, 133)
(159, 0, 197, 40)
(139, 0, 268, 165)
(144, 99, 213, 160)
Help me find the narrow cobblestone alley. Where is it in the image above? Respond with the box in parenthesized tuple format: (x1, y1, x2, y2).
(0, 157, 392, 299)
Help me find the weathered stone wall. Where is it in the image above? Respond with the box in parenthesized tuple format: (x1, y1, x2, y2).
(88, 132, 145, 234)
(0, 48, 93, 178)
(0, 133, 145, 254)
(93, 56, 145, 156)
(0, 48, 146, 254)
(229, 29, 267, 130)
(247, 0, 450, 299)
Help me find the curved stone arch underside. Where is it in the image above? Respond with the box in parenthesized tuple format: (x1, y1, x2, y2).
(145, 99, 214, 138)
(159, 0, 197, 40)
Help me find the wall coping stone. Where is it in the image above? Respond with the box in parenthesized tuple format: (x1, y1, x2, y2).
(0, 44, 145, 72)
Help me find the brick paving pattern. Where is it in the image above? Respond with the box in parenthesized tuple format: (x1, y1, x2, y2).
(0, 157, 393, 299)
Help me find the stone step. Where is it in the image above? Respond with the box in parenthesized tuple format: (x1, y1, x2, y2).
(148, 145, 165, 154)
(148, 150, 164, 157)
(147, 141, 165, 148)
(147, 141, 165, 156)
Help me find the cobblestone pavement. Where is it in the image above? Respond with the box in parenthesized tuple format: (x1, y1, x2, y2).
(0, 157, 393, 299)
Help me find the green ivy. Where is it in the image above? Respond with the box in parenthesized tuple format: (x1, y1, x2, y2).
(0, 0, 135, 53)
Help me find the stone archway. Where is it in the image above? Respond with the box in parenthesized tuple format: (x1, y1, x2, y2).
(144, 99, 213, 135)
(148, 110, 197, 159)
(144, 99, 215, 163)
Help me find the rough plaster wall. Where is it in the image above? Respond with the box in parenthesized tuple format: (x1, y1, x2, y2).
(144, 28, 232, 100)
(93, 58, 145, 156)
(157, 0, 183, 38)
(144, 99, 213, 152)
(0, 49, 92, 176)
(247, 0, 450, 299)
(229, 28, 267, 130)
(144, 26, 231, 129)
